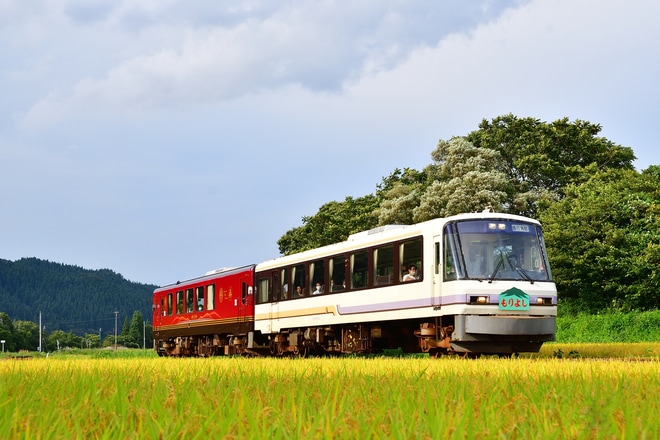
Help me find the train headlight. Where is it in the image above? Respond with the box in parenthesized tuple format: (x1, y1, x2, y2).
(536, 297, 552, 305)
(469, 295, 489, 304)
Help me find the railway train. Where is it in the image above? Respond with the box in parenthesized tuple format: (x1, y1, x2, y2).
(152, 210, 556, 357)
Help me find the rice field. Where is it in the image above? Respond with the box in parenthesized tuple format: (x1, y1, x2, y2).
(1, 350, 659, 439)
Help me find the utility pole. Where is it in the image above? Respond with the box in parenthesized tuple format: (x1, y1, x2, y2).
(38, 311, 42, 352)
(114, 311, 119, 351)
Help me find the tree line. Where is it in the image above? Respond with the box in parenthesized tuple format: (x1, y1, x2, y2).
(0, 310, 152, 352)
(277, 114, 659, 314)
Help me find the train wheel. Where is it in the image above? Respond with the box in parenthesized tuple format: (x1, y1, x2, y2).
(343, 328, 360, 353)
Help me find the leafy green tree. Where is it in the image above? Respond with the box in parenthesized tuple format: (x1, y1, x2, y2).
(144, 322, 153, 349)
(0, 312, 16, 352)
(413, 137, 510, 221)
(129, 311, 144, 347)
(376, 182, 422, 225)
(14, 320, 40, 351)
(540, 167, 660, 313)
(375, 168, 427, 225)
(121, 316, 130, 337)
(45, 329, 82, 351)
(466, 114, 636, 216)
(82, 332, 101, 349)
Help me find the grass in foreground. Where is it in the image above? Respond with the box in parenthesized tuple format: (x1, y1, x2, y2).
(1, 355, 659, 439)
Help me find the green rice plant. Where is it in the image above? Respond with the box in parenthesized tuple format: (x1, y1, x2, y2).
(537, 342, 660, 359)
(1, 357, 658, 439)
(556, 310, 660, 342)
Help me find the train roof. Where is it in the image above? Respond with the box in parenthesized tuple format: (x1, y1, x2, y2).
(255, 210, 539, 271)
(154, 211, 541, 287)
(155, 264, 256, 292)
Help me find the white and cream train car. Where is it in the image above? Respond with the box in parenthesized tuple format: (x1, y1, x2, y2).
(253, 210, 556, 357)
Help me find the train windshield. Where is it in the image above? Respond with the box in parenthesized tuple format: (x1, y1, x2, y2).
(444, 219, 552, 282)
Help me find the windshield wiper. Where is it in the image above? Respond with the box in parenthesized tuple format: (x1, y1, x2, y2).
(503, 253, 535, 284)
(488, 255, 504, 283)
(515, 267, 535, 284)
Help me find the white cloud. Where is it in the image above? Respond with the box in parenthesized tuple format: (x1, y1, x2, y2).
(2, 0, 659, 284)
(15, 1, 525, 129)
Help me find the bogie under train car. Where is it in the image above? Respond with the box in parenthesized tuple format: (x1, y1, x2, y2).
(153, 211, 556, 357)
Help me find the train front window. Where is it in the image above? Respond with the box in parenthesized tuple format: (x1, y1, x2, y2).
(445, 220, 552, 282)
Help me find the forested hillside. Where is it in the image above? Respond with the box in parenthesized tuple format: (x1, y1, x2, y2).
(0, 257, 156, 334)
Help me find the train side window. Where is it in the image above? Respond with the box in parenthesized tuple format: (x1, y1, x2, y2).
(281, 268, 289, 300)
(186, 288, 194, 313)
(167, 293, 173, 316)
(292, 264, 306, 298)
(399, 238, 423, 282)
(350, 250, 369, 289)
(176, 290, 183, 315)
(309, 259, 325, 294)
(256, 278, 269, 304)
(196, 286, 204, 311)
(207, 284, 215, 310)
(273, 271, 280, 301)
(373, 244, 394, 286)
(160, 298, 166, 316)
(329, 255, 346, 292)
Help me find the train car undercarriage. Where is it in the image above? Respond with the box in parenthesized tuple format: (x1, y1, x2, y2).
(155, 315, 554, 357)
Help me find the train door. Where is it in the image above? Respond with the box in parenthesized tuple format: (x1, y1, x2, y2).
(236, 272, 253, 333)
(153, 294, 163, 328)
(433, 236, 442, 307)
(268, 269, 281, 334)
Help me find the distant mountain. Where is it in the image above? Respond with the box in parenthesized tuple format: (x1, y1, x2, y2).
(0, 257, 157, 334)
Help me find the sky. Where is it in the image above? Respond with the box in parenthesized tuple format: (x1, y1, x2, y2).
(1, 0, 658, 287)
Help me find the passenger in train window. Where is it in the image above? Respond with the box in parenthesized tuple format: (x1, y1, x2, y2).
(331, 280, 345, 291)
(312, 283, 322, 295)
(403, 265, 419, 281)
(295, 285, 303, 298)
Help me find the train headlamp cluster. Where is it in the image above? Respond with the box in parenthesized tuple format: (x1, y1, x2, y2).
(488, 223, 507, 230)
(469, 295, 489, 304)
(468, 295, 553, 305)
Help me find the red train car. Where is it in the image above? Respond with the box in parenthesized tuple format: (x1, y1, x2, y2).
(152, 265, 255, 356)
